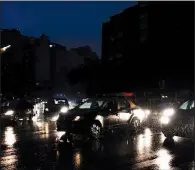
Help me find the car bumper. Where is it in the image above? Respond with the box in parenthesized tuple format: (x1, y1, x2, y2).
(162, 124, 193, 138)
(56, 120, 90, 134)
(1, 115, 16, 124)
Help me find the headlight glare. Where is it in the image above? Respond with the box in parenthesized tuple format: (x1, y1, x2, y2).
(163, 108, 175, 116)
(74, 116, 81, 121)
(160, 116, 169, 124)
(51, 115, 59, 121)
(5, 110, 14, 116)
(60, 107, 68, 113)
(145, 109, 151, 115)
(134, 109, 145, 121)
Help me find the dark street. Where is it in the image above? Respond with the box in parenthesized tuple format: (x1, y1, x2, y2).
(1, 1, 194, 170)
(0, 120, 194, 170)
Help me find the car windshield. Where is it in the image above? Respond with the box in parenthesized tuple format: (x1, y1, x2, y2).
(54, 98, 68, 105)
(9, 100, 33, 110)
(77, 99, 106, 109)
(179, 100, 194, 110)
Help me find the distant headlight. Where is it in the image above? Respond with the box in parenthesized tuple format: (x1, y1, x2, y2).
(145, 109, 151, 116)
(162, 108, 175, 116)
(60, 106, 68, 113)
(5, 110, 14, 116)
(160, 116, 169, 124)
(45, 108, 49, 111)
(74, 116, 81, 121)
(51, 115, 59, 121)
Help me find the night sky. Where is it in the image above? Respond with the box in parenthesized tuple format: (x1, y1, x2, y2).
(2, 1, 136, 56)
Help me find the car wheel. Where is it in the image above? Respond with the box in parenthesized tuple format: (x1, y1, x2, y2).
(131, 118, 141, 133)
(163, 135, 175, 147)
(60, 133, 72, 143)
(90, 123, 101, 140)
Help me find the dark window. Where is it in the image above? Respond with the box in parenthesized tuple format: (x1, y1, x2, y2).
(117, 32, 123, 39)
(116, 54, 122, 59)
(140, 13, 148, 19)
(105, 100, 117, 113)
(118, 100, 130, 110)
(139, 2, 148, 7)
(140, 29, 148, 43)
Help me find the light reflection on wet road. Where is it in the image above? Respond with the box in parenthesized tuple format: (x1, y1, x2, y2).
(0, 121, 194, 170)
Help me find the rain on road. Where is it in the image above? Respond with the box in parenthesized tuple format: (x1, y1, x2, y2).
(0, 120, 194, 170)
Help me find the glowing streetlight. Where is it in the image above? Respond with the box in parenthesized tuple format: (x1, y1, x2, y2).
(0, 45, 11, 53)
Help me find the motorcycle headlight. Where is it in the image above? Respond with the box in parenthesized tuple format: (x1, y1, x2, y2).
(162, 108, 175, 117)
(5, 110, 14, 116)
(60, 107, 68, 113)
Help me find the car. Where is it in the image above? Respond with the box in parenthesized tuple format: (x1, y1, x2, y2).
(161, 99, 194, 139)
(44, 97, 69, 121)
(0, 99, 35, 123)
(56, 97, 147, 141)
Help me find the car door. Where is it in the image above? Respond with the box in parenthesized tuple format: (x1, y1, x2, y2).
(103, 100, 119, 130)
(174, 100, 194, 138)
(117, 99, 131, 129)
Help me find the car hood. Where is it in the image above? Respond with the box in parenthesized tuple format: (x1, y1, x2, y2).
(65, 108, 100, 117)
(3, 107, 28, 112)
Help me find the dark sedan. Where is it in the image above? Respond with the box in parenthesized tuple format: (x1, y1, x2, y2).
(44, 98, 69, 121)
(161, 99, 194, 139)
(57, 97, 147, 142)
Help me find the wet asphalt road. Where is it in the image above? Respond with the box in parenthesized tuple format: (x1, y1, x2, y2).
(0, 120, 194, 170)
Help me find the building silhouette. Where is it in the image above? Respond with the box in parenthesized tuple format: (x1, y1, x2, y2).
(101, 2, 194, 90)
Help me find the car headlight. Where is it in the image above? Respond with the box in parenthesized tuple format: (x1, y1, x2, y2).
(5, 110, 14, 116)
(45, 108, 49, 111)
(60, 107, 68, 113)
(51, 115, 59, 121)
(162, 108, 175, 116)
(160, 116, 169, 124)
(74, 116, 81, 121)
(134, 109, 145, 121)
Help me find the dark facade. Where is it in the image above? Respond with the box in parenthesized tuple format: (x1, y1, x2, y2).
(101, 2, 194, 90)
(49, 43, 67, 86)
(1, 29, 38, 94)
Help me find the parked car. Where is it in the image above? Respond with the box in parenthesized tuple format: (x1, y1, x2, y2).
(161, 99, 194, 139)
(57, 97, 147, 142)
(0, 99, 35, 123)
